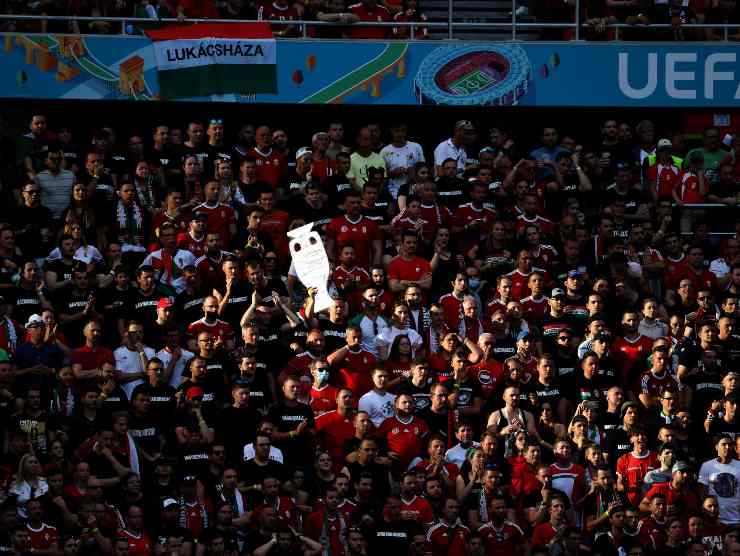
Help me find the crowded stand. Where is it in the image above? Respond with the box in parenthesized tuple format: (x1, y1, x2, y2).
(0, 112, 737, 556)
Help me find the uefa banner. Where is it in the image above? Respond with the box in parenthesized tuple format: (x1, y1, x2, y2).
(1, 32, 739, 106)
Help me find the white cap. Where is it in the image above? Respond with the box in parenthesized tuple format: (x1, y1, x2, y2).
(656, 138, 672, 151)
(25, 314, 44, 328)
(295, 147, 313, 159)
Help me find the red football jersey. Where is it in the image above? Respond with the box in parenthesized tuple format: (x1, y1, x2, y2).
(193, 203, 236, 246)
(247, 147, 286, 188)
(177, 232, 206, 258)
(332, 265, 371, 290)
(616, 451, 659, 507)
(336, 348, 376, 397)
(439, 293, 464, 330)
(478, 521, 526, 556)
(326, 215, 381, 270)
(27, 523, 58, 551)
(376, 415, 429, 468)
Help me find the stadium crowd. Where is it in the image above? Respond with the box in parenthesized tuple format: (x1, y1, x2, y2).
(0, 113, 737, 556)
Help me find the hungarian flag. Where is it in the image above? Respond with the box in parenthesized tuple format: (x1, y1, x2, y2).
(146, 23, 277, 99)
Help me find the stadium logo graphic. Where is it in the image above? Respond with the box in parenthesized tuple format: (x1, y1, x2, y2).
(414, 44, 531, 106)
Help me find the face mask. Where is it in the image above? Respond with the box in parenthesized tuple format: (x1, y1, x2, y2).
(316, 370, 330, 384)
(469, 278, 480, 290)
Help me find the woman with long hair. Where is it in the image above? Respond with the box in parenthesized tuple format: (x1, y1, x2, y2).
(59, 183, 97, 244)
(47, 221, 104, 274)
(43, 439, 75, 479)
(312, 450, 336, 498)
(537, 402, 567, 457)
(455, 447, 485, 502)
(385, 334, 413, 383)
(8, 453, 49, 518)
(130, 160, 159, 214)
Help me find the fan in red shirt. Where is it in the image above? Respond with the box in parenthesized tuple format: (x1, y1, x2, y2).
(646, 143, 681, 201)
(638, 348, 678, 408)
(332, 245, 371, 293)
(515, 193, 554, 237)
(376, 393, 429, 470)
(531, 497, 569, 546)
(640, 462, 699, 517)
(398, 472, 435, 528)
(616, 428, 658, 507)
(247, 125, 286, 189)
(257, 0, 300, 37)
(452, 182, 496, 254)
(610, 310, 654, 386)
(520, 272, 549, 322)
(347, 0, 392, 39)
(176, 0, 219, 19)
(118, 506, 153, 556)
(25, 500, 59, 553)
(186, 296, 235, 347)
(426, 498, 470, 556)
(673, 153, 707, 205)
(439, 272, 468, 330)
(315, 390, 356, 467)
(326, 191, 382, 270)
(70, 320, 115, 382)
(468, 334, 506, 399)
(176, 213, 208, 258)
(254, 188, 290, 262)
(303, 486, 346, 555)
(667, 244, 719, 295)
(477, 495, 528, 556)
(193, 182, 237, 247)
(505, 250, 549, 301)
(328, 325, 376, 397)
(387, 231, 433, 296)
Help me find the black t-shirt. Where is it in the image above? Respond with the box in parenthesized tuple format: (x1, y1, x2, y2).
(237, 459, 284, 488)
(176, 285, 211, 327)
(397, 379, 431, 412)
(292, 199, 335, 230)
(44, 258, 76, 285)
(54, 286, 97, 348)
(418, 407, 450, 442)
(7, 285, 44, 324)
(215, 279, 252, 329)
(267, 401, 315, 464)
(127, 288, 164, 336)
(12, 204, 53, 258)
(216, 405, 261, 464)
(128, 413, 162, 454)
(132, 382, 177, 427)
(369, 521, 419, 554)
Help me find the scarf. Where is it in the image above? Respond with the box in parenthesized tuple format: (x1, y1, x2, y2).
(126, 433, 140, 475)
(478, 489, 489, 523)
(4, 317, 18, 353)
(217, 483, 245, 518)
(2, 317, 17, 352)
(116, 201, 144, 246)
(320, 510, 346, 556)
(135, 179, 155, 211)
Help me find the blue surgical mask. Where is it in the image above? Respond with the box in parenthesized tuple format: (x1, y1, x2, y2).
(469, 278, 480, 290)
(316, 370, 330, 383)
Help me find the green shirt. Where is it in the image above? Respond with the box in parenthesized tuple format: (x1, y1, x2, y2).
(348, 151, 386, 187)
(686, 147, 725, 183)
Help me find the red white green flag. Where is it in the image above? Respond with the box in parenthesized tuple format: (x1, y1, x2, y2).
(146, 23, 276, 99)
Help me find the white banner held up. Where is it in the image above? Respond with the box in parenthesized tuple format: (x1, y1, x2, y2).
(287, 223, 333, 313)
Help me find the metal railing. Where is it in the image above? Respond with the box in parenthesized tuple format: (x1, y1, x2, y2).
(1, 13, 740, 41)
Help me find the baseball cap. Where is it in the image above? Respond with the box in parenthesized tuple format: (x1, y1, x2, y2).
(517, 331, 535, 342)
(295, 147, 313, 159)
(726, 391, 740, 404)
(163, 498, 179, 509)
(182, 475, 197, 483)
(185, 386, 204, 400)
(157, 297, 174, 310)
(621, 401, 639, 417)
(25, 314, 44, 328)
(192, 212, 209, 221)
(672, 461, 691, 474)
(566, 270, 583, 279)
(656, 138, 673, 151)
(593, 331, 611, 342)
(551, 288, 566, 298)
(455, 120, 474, 131)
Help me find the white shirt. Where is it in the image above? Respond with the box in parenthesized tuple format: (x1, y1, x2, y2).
(699, 458, 740, 524)
(375, 325, 423, 360)
(353, 314, 389, 358)
(243, 444, 284, 463)
(433, 139, 466, 174)
(156, 347, 195, 387)
(380, 141, 425, 199)
(358, 390, 396, 427)
(114, 345, 156, 398)
(445, 441, 480, 468)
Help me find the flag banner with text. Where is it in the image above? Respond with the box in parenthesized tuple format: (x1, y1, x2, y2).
(146, 23, 276, 99)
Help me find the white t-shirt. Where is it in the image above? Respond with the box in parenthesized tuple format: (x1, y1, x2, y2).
(380, 141, 425, 199)
(699, 458, 740, 524)
(243, 444, 284, 463)
(358, 390, 397, 427)
(375, 325, 423, 360)
(114, 345, 156, 398)
(433, 139, 466, 174)
(156, 347, 195, 387)
(445, 441, 480, 468)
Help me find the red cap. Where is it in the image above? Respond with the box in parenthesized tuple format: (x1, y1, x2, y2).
(157, 297, 174, 310)
(185, 386, 204, 400)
